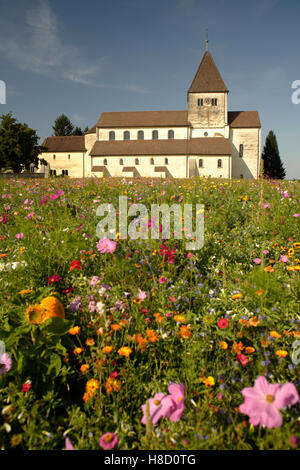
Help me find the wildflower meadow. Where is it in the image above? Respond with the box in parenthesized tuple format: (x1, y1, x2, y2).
(0, 176, 299, 450)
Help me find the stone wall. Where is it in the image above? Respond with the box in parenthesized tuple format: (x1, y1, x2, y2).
(188, 92, 228, 128)
(230, 128, 260, 179)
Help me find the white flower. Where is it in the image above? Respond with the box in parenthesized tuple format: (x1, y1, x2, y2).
(96, 301, 105, 315)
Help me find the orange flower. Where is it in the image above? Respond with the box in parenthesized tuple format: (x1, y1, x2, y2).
(255, 290, 264, 296)
(117, 346, 132, 357)
(249, 317, 260, 327)
(105, 377, 121, 394)
(232, 293, 243, 300)
(293, 331, 300, 337)
(178, 325, 192, 339)
(245, 347, 255, 354)
(40, 296, 65, 320)
(276, 350, 288, 358)
(135, 333, 147, 351)
(146, 329, 159, 343)
(220, 341, 228, 350)
(86, 338, 95, 346)
(68, 326, 81, 335)
(102, 346, 114, 354)
(260, 339, 270, 347)
(96, 327, 104, 335)
(270, 331, 281, 338)
(231, 341, 244, 354)
(86, 378, 99, 396)
(283, 330, 293, 337)
(111, 324, 122, 331)
(73, 347, 84, 355)
(80, 364, 90, 372)
(264, 265, 274, 272)
(239, 319, 249, 327)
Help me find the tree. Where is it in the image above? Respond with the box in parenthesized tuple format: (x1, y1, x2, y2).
(52, 114, 74, 136)
(72, 126, 84, 136)
(262, 131, 286, 180)
(0, 113, 46, 173)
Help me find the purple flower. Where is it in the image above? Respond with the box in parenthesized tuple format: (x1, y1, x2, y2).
(68, 296, 82, 312)
(0, 353, 12, 375)
(239, 376, 299, 428)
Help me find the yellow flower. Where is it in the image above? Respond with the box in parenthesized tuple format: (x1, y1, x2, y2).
(68, 326, 81, 335)
(270, 331, 281, 338)
(102, 346, 114, 354)
(39, 296, 65, 320)
(232, 293, 243, 300)
(276, 350, 288, 358)
(200, 376, 215, 387)
(117, 346, 132, 357)
(19, 289, 33, 295)
(294, 243, 300, 249)
(26, 305, 47, 325)
(86, 379, 99, 395)
(220, 341, 228, 350)
(173, 315, 186, 323)
(20, 247, 25, 254)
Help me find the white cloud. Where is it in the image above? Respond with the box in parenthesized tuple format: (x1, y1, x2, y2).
(0, 0, 150, 93)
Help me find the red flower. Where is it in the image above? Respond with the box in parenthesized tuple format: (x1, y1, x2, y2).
(47, 274, 62, 284)
(110, 371, 119, 378)
(237, 354, 248, 366)
(217, 318, 229, 329)
(69, 260, 82, 271)
(62, 287, 75, 294)
(21, 382, 31, 392)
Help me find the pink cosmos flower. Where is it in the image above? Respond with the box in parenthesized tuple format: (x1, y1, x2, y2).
(263, 250, 269, 255)
(40, 195, 48, 206)
(15, 233, 24, 239)
(0, 353, 12, 375)
(138, 289, 147, 301)
(158, 276, 168, 284)
(90, 276, 100, 287)
(99, 432, 118, 450)
(293, 213, 299, 218)
(168, 383, 185, 422)
(280, 255, 289, 263)
(97, 237, 117, 254)
(239, 376, 299, 428)
(263, 203, 270, 209)
(141, 393, 175, 426)
(253, 258, 261, 265)
(64, 437, 74, 450)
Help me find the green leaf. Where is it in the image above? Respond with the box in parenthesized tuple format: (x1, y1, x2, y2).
(41, 317, 72, 336)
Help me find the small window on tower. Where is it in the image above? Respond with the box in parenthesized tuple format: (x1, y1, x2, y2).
(217, 159, 222, 168)
(199, 159, 203, 168)
(198, 98, 204, 106)
(68, 154, 71, 160)
(165, 158, 168, 165)
(53, 154, 56, 160)
(212, 98, 218, 106)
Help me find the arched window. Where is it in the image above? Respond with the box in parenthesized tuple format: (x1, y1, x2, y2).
(217, 159, 222, 168)
(68, 154, 71, 160)
(53, 154, 56, 160)
(124, 131, 130, 140)
(119, 158, 124, 165)
(65, 169, 68, 176)
(109, 131, 115, 140)
(53, 170, 56, 176)
(199, 159, 203, 168)
(152, 130, 158, 140)
(168, 130, 174, 139)
(137, 130, 144, 140)
(62, 170, 65, 176)
(165, 158, 168, 165)
(239, 144, 244, 157)
(150, 158, 154, 165)
(104, 158, 108, 165)
(135, 158, 139, 165)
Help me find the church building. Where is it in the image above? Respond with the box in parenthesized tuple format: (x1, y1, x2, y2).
(40, 48, 261, 179)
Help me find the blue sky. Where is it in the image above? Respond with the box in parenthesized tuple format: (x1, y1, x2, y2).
(0, 0, 299, 178)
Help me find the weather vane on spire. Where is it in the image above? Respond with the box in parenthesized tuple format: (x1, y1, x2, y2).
(205, 29, 209, 51)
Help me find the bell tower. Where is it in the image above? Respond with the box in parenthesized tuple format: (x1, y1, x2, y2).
(187, 45, 229, 130)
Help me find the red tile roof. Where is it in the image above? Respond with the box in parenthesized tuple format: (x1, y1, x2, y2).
(42, 136, 86, 152)
(228, 111, 261, 128)
(97, 110, 188, 128)
(90, 137, 232, 156)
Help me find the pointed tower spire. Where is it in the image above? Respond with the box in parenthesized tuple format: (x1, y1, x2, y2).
(188, 50, 228, 93)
